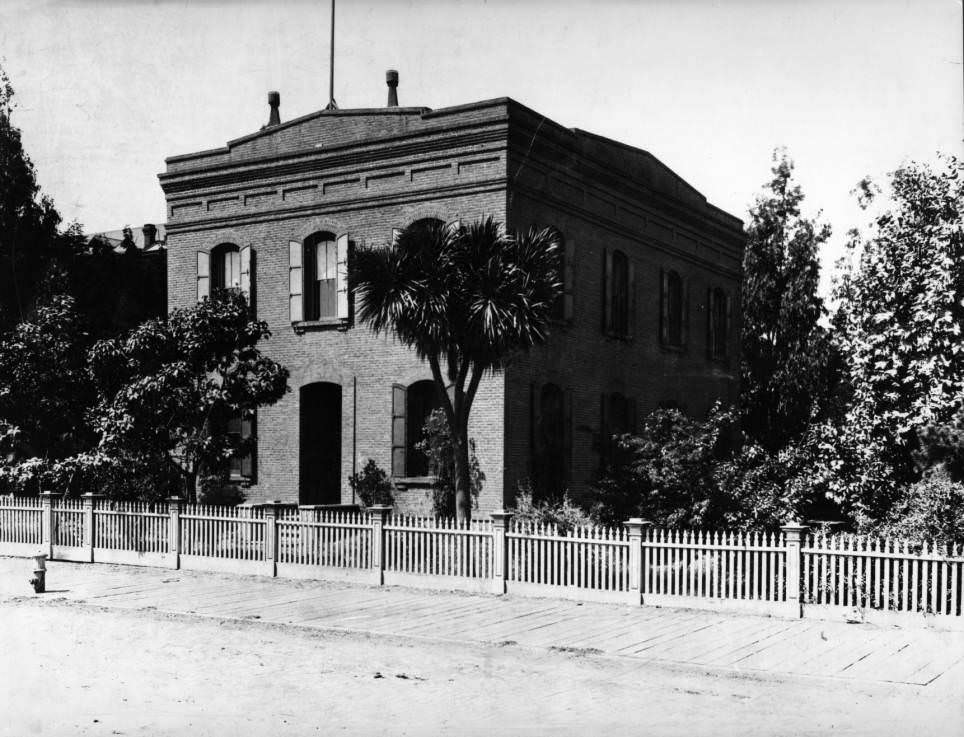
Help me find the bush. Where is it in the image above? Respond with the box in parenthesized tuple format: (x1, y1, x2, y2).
(510, 481, 593, 533)
(415, 409, 483, 517)
(348, 459, 394, 508)
(875, 468, 964, 544)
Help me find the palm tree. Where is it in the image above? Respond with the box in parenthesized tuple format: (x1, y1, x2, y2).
(352, 217, 562, 520)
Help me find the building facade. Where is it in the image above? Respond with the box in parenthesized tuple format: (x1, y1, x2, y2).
(159, 86, 744, 514)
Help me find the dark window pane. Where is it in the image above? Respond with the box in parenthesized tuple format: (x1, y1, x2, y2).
(406, 380, 442, 477)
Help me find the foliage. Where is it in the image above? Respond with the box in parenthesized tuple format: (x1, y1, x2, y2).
(510, 481, 592, 534)
(589, 404, 736, 528)
(352, 216, 562, 519)
(0, 64, 82, 330)
(824, 155, 964, 520)
(414, 408, 484, 518)
(741, 150, 838, 450)
(348, 459, 394, 508)
(874, 468, 964, 544)
(87, 291, 289, 500)
(0, 295, 95, 466)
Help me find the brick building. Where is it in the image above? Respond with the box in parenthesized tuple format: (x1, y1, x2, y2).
(159, 76, 745, 514)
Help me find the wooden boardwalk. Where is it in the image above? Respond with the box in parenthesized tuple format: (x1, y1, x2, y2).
(4, 557, 964, 688)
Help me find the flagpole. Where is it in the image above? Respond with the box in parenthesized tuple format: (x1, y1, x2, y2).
(326, 0, 338, 110)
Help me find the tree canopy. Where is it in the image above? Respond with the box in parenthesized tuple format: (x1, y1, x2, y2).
(352, 217, 562, 519)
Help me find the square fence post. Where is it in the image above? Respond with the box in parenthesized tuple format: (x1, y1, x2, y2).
(782, 522, 809, 619)
(167, 496, 183, 569)
(490, 510, 514, 595)
(40, 491, 55, 560)
(368, 506, 392, 586)
(259, 502, 284, 577)
(81, 493, 104, 563)
(624, 518, 652, 605)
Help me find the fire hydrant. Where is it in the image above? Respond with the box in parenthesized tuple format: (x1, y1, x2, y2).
(29, 554, 46, 593)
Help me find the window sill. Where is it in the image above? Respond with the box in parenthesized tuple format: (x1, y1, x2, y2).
(392, 476, 436, 489)
(293, 317, 350, 334)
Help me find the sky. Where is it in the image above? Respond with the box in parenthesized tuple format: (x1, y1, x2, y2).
(1, 0, 961, 297)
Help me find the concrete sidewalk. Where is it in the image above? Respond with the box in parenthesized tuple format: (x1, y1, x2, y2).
(3, 556, 963, 689)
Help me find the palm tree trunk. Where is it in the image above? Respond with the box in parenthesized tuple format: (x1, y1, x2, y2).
(453, 432, 472, 522)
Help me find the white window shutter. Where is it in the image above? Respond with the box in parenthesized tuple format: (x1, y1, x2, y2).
(196, 251, 210, 302)
(563, 238, 575, 321)
(240, 245, 252, 307)
(336, 233, 350, 319)
(391, 228, 402, 247)
(289, 240, 303, 323)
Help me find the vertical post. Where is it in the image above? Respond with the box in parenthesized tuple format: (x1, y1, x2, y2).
(81, 493, 104, 563)
(624, 518, 652, 605)
(261, 502, 282, 577)
(490, 510, 514, 595)
(368, 505, 391, 585)
(40, 491, 54, 560)
(782, 522, 809, 619)
(167, 496, 183, 570)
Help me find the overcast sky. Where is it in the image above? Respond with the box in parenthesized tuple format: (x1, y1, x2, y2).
(1, 0, 961, 296)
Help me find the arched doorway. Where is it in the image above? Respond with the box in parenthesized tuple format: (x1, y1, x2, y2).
(299, 382, 342, 505)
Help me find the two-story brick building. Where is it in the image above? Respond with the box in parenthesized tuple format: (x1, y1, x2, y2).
(159, 75, 745, 514)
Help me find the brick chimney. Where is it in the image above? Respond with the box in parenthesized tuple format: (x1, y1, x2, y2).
(267, 91, 281, 127)
(142, 223, 157, 250)
(386, 70, 398, 107)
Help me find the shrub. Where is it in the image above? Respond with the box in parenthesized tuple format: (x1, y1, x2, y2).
(415, 408, 483, 517)
(510, 480, 593, 534)
(348, 459, 394, 508)
(875, 467, 964, 544)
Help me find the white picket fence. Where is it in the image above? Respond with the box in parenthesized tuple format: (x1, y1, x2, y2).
(1, 493, 962, 627)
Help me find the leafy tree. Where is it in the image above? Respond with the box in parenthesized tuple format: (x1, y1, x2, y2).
(741, 150, 837, 450)
(0, 65, 81, 330)
(0, 295, 96, 492)
(87, 291, 289, 501)
(826, 155, 964, 524)
(352, 217, 561, 520)
(414, 408, 484, 518)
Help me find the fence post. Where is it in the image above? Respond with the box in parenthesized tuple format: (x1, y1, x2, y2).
(40, 491, 55, 560)
(167, 496, 183, 570)
(490, 510, 514, 595)
(782, 522, 809, 619)
(261, 502, 283, 577)
(81, 493, 104, 563)
(368, 505, 391, 585)
(624, 518, 652, 605)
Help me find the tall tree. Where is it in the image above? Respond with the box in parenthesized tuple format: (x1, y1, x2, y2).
(827, 155, 964, 523)
(352, 217, 562, 520)
(0, 65, 80, 329)
(741, 150, 836, 450)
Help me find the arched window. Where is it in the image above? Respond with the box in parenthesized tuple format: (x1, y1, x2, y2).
(604, 249, 633, 338)
(708, 287, 730, 359)
(531, 383, 568, 501)
(211, 243, 241, 291)
(661, 269, 684, 347)
(304, 232, 337, 320)
(406, 380, 443, 477)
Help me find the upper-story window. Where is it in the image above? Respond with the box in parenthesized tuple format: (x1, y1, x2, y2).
(305, 232, 338, 320)
(211, 243, 241, 291)
(660, 269, 686, 348)
(603, 249, 634, 338)
(707, 287, 731, 360)
(288, 231, 350, 324)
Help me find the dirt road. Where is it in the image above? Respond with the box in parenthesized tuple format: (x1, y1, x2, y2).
(1, 596, 960, 736)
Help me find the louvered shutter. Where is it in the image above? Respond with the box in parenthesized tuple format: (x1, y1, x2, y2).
(599, 392, 609, 471)
(628, 261, 637, 340)
(706, 288, 715, 359)
(240, 245, 254, 312)
(289, 240, 303, 323)
(602, 249, 612, 334)
(681, 278, 690, 348)
(336, 233, 349, 320)
(563, 388, 573, 485)
(240, 410, 256, 480)
(391, 384, 407, 477)
(724, 290, 732, 359)
(563, 239, 575, 321)
(660, 269, 669, 344)
(196, 251, 210, 302)
(529, 382, 541, 478)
